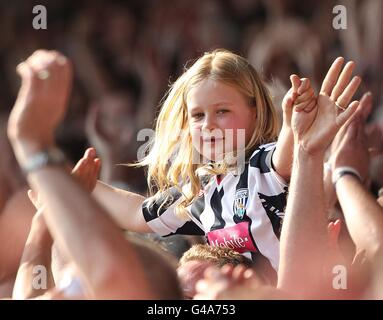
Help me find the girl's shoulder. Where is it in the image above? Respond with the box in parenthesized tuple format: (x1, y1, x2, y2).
(248, 142, 276, 173)
(248, 142, 277, 159)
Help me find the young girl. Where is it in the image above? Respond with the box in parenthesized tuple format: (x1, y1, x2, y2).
(77, 49, 315, 280)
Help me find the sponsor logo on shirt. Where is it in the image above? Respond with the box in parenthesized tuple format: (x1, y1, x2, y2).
(207, 221, 257, 253)
(233, 188, 249, 219)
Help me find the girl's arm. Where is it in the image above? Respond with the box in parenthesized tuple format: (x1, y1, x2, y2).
(73, 148, 152, 233)
(92, 180, 151, 232)
(273, 125, 294, 182)
(273, 76, 315, 182)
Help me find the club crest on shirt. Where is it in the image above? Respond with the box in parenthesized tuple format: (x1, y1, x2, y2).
(233, 188, 249, 219)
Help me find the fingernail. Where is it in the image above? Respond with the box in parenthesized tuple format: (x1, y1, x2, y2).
(56, 56, 67, 66)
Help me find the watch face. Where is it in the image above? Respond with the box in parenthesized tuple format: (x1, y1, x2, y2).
(22, 148, 67, 174)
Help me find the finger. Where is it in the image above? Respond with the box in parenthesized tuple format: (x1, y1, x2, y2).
(290, 74, 301, 95)
(328, 222, 337, 250)
(359, 92, 373, 121)
(330, 61, 355, 101)
(221, 264, 234, 277)
(243, 268, 255, 280)
(303, 98, 317, 113)
(336, 76, 362, 109)
(84, 147, 96, 160)
(320, 57, 345, 95)
(195, 279, 210, 294)
(297, 78, 310, 95)
(95, 158, 101, 177)
(27, 189, 38, 207)
(282, 90, 294, 111)
(338, 98, 366, 133)
(16, 61, 36, 89)
(346, 117, 360, 140)
(89, 159, 100, 187)
(204, 266, 223, 280)
(72, 157, 86, 174)
(332, 219, 342, 245)
(295, 97, 315, 112)
(337, 100, 360, 129)
(294, 88, 314, 104)
(232, 265, 247, 282)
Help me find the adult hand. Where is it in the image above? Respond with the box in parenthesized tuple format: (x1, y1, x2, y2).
(194, 264, 265, 300)
(8, 50, 73, 160)
(292, 57, 361, 155)
(332, 115, 370, 182)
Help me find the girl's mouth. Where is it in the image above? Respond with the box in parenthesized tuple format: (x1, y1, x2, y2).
(202, 137, 224, 143)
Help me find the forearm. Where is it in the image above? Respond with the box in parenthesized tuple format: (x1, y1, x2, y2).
(93, 180, 151, 232)
(24, 167, 154, 298)
(278, 147, 328, 295)
(273, 125, 293, 182)
(336, 176, 383, 259)
(12, 212, 54, 299)
(323, 166, 338, 210)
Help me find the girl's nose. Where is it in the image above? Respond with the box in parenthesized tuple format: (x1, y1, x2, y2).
(202, 114, 217, 131)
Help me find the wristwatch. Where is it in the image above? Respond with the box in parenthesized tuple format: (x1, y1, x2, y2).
(332, 166, 362, 186)
(21, 147, 67, 175)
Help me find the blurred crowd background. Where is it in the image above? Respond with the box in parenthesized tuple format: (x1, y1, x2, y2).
(1, 0, 382, 193)
(1, 0, 383, 297)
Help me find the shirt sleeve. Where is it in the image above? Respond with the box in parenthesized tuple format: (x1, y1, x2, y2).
(249, 142, 288, 190)
(142, 187, 205, 236)
(248, 142, 288, 239)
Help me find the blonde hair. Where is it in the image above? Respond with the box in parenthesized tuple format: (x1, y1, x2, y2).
(179, 244, 253, 268)
(137, 49, 279, 219)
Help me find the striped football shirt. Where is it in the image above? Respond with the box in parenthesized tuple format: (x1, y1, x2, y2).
(142, 142, 288, 272)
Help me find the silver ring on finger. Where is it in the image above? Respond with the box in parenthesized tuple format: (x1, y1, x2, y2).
(335, 101, 346, 111)
(37, 69, 50, 80)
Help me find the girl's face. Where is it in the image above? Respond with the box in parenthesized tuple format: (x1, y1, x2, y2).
(187, 79, 257, 161)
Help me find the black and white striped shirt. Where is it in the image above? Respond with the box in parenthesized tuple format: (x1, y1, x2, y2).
(142, 142, 288, 271)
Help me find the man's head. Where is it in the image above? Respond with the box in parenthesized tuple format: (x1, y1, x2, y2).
(177, 244, 253, 299)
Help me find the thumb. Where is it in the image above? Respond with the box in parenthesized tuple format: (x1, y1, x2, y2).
(282, 88, 294, 111)
(337, 101, 359, 128)
(290, 74, 301, 98)
(359, 92, 373, 121)
(328, 219, 342, 249)
(27, 189, 38, 208)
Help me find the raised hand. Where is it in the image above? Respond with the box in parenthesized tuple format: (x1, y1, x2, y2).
(292, 57, 362, 155)
(332, 116, 370, 182)
(8, 50, 73, 158)
(194, 264, 266, 300)
(71, 147, 101, 192)
(281, 75, 316, 128)
(27, 148, 101, 210)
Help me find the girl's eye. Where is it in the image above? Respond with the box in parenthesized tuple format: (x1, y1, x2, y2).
(192, 113, 204, 120)
(217, 109, 229, 115)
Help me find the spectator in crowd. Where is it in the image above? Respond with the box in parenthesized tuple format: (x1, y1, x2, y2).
(7, 51, 181, 299)
(177, 244, 253, 299)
